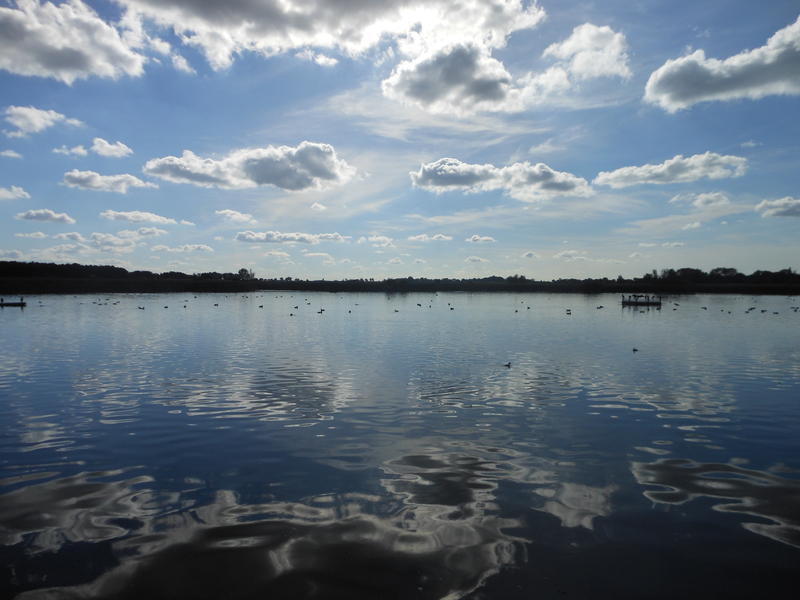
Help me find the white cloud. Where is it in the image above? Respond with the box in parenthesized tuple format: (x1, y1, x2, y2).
(53, 144, 87, 156)
(0, 185, 30, 200)
(553, 249, 586, 261)
(521, 250, 540, 259)
(411, 157, 592, 202)
(382, 21, 628, 114)
(594, 152, 747, 188)
(171, 53, 195, 74)
(755, 197, 800, 217)
(14, 231, 46, 238)
(0, 0, 145, 84)
(3, 105, 82, 138)
(662, 242, 684, 247)
(414, 258, 427, 264)
(407, 233, 452, 241)
(382, 43, 517, 115)
(215, 209, 256, 224)
(387, 257, 403, 264)
(151, 244, 213, 253)
(15, 208, 75, 224)
(100, 209, 176, 224)
(465, 255, 488, 263)
(63, 169, 157, 193)
(120, 0, 545, 70)
(740, 140, 761, 148)
(669, 191, 731, 209)
(295, 49, 338, 67)
(180, 220, 195, 226)
(88, 232, 139, 253)
(91, 137, 133, 157)
(1, 149, 23, 158)
(0, 249, 23, 259)
(543, 23, 631, 80)
(645, 16, 800, 112)
(628, 252, 643, 259)
(305, 251, 335, 264)
(310, 202, 327, 211)
(53, 231, 87, 242)
(143, 141, 355, 191)
(235, 230, 349, 244)
(681, 221, 701, 230)
(358, 235, 394, 247)
(465, 234, 495, 243)
(264, 250, 290, 258)
(116, 226, 167, 238)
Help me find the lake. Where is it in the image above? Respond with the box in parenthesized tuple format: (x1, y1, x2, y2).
(1, 292, 798, 599)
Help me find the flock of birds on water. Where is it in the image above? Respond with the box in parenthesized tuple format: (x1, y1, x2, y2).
(9, 293, 798, 366)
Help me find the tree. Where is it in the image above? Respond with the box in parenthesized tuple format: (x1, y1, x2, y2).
(238, 268, 255, 280)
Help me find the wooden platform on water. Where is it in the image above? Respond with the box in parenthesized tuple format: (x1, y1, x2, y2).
(0, 300, 26, 307)
(621, 295, 662, 307)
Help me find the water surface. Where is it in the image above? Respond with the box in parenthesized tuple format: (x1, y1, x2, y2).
(1, 292, 798, 598)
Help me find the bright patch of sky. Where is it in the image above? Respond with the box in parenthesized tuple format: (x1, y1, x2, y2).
(1, 0, 798, 279)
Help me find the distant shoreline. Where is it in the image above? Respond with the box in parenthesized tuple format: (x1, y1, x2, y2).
(2, 261, 799, 296)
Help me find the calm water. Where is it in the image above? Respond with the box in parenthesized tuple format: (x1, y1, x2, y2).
(1, 292, 799, 599)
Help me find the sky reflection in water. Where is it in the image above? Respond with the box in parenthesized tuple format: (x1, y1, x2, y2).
(1, 292, 799, 598)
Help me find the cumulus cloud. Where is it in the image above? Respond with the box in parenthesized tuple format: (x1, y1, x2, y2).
(3, 105, 82, 138)
(53, 144, 87, 156)
(465, 255, 488, 263)
(0, 0, 145, 84)
(100, 209, 176, 224)
(0, 185, 30, 200)
(171, 53, 195, 73)
(669, 191, 731, 209)
(662, 241, 684, 247)
(411, 157, 592, 202)
(407, 233, 452, 241)
(465, 234, 495, 243)
(553, 249, 586, 261)
(295, 49, 338, 67)
(116, 226, 167, 238)
(143, 141, 355, 191)
(755, 197, 800, 217)
(151, 244, 213, 253)
(15, 208, 75, 224)
(119, 0, 545, 70)
(383, 20, 628, 114)
(310, 202, 327, 211)
(215, 209, 255, 224)
(594, 152, 747, 188)
(63, 169, 157, 193)
(358, 235, 394, 247)
(305, 251, 335, 264)
(235, 230, 349, 244)
(14, 231, 46, 238)
(0, 249, 23, 259)
(1, 149, 22, 158)
(645, 16, 800, 112)
(521, 250, 540, 259)
(383, 43, 516, 115)
(264, 250, 290, 258)
(543, 23, 631, 80)
(91, 137, 133, 157)
(52, 231, 86, 242)
(681, 221, 701, 230)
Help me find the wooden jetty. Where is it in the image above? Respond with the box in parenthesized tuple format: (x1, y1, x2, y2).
(0, 297, 26, 307)
(621, 294, 662, 307)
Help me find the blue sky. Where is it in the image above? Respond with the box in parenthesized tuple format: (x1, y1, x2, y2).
(1, 0, 798, 280)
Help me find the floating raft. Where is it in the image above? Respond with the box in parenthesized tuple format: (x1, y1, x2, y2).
(0, 299, 26, 307)
(621, 295, 662, 307)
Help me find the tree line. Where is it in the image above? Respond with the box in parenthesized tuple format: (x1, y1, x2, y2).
(1, 261, 798, 295)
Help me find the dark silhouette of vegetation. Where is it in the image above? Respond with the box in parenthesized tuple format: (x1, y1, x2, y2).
(1, 261, 798, 295)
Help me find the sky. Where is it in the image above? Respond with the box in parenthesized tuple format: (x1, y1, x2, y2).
(1, 0, 798, 280)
